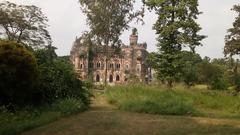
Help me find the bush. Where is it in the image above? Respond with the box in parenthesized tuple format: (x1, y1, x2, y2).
(210, 78, 229, 90)
(179, 51, 202, 87)
(0, 41, 38, 106)
(35, 49, 91, 106)
(52, 98, 87, 115)
(196, 61, 228, 90)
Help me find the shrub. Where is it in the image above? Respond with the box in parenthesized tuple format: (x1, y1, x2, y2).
(0, 41, 38, 106)
(52, 98, 87, 115)
(35, 49, 91, 106)
(210, 78, 229, 90)
(231, 73, 240, 92)
(179, 51, 202, 87)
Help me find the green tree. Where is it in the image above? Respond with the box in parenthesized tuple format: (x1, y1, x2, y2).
(144, 0, 205, 87)
(224, 5, 240, 91)
(0, 41, 38, 106)
(196, 61, 228, 90)
(79, 0, 143, 85)
(224, 4, 240, 57)
(179, 51, 202, 87)
(211, 58, 228, 66)
(34, 45, 57, 65)
(0, 1, 51, 48)
(146, 52, 158, 68)
(78, 33, 95, 81)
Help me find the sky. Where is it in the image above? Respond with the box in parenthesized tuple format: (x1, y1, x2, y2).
(3, 0, 240, 58)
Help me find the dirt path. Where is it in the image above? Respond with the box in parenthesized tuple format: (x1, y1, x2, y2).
(91, 91, 117, 111)
(21, 93, 240, 135)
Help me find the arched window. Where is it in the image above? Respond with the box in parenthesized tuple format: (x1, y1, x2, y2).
(116, 64, 121, 69)
(109, 75, 113, 83)
(97, 62, 101, 68)
(96, 74, 100, 82)
(116, 75, 120, 81)
(109, 63, 114, 69)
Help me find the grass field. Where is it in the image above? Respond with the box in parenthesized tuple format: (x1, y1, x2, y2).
(106, 84, 240, 118)
(20, 93, 240, 135)
(0, 98, 87, 135)
(3, 85, 240, 135)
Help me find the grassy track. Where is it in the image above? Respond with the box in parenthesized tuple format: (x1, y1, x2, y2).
(21, 93, 240, 135)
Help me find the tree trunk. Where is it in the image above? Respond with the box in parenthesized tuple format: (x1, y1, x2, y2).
(104, 45, 109, 86)
(167, 79, 173, 88)
(17, 30, 23, 43)
(87, 49, 94, 82)
(104, 58, 108, 86)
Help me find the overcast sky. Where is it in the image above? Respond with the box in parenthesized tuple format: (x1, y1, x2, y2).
(4, 0, 240, 58)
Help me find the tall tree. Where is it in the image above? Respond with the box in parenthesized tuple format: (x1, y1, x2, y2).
(0, 1, 51, 48)
(224, 5, 240, 91)
(79, 0, 143, 85)
(79, 32, 95, 81)
(144, 0, 205, 87)
(224, 4, 240, 58)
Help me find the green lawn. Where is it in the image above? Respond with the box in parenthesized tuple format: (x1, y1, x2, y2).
(0, 98, 86, 135)
(106, 84, 240, 118)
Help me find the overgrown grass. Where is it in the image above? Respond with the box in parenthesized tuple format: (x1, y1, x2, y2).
(106, 84, 240, 118)
(0, 98, 88, 135)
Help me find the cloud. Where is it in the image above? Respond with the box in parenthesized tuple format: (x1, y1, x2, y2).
(4, 0, 240, 58)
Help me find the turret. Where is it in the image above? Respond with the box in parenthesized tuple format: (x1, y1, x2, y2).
(130, 28, 138, 46)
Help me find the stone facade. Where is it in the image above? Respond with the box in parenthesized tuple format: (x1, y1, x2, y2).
(70, 31, 152, 85)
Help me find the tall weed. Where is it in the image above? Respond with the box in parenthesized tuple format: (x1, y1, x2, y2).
(106, 85, 240, 118)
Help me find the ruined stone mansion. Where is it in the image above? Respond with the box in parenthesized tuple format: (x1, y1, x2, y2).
(70, 30, 152, 84)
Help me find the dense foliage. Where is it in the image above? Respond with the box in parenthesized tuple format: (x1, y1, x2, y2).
(0, 41, 38, 106)
(35, 48, 91, 106)
(0, 40, 91, 109)
(0, 41, 90, 135)
(144, 0, 205, 87)
(224, 4, 240, 91)
(179, 51, 202, 86)
(0, 42, 91, 134)
(224, 4, 240, 57)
